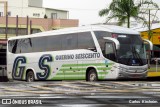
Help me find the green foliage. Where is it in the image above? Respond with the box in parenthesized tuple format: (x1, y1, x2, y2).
(99, 0, 159, 28)
(44, 14, 48, 19)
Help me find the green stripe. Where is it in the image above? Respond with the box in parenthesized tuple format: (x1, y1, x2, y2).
(65, 72, 80, 75)
(62, 63, 114, 67)
(51, 72, 109, 80)
(55, 71, 64, 73)
(60, 68, 86, 71)
(55, 73, 64, 75)
(51, 74, 64, 80)
(98, 72, 108, 75)
(60, 67, 112, 71)
(97, 67, 112, 71)
(56, 71, 87, 75)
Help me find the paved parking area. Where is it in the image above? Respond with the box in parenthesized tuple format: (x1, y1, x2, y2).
(0, 81, 160, 106)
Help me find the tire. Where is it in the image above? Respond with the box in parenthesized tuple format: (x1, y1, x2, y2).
(26, 71, 35, 82)
(87, 69, 98, 81)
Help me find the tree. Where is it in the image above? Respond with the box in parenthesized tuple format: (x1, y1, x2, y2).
(99, 0, 159, 28)
(44, 14, 48, 19)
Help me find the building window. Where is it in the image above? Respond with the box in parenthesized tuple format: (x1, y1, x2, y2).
(51, 13, 57, 19)
(0, 28, 41, 35)
(0, 12, 3, 17)
(0, 28, 26, 35)
(0, 28, 5, 34)
(33, 13, 40, 17)
(8, 28, 16, 34)
(18, 28, 27, 35)
(8, 12, 11, 16)
(31, 29, 41, 34)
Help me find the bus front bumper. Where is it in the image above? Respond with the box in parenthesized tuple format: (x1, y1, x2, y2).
(118, 65, 148, 79)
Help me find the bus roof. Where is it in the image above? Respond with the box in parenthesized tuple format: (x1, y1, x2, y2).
(8, 25, 139, 40)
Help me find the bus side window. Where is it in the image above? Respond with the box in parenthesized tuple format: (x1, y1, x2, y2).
(61, 33, 78, 50)
(46, 35, 62, 51)
(105, 42, 116, 61)
(20, 38, 33, 53)
(94, 31, 111, 51)
(78, 32, 96, 51)
(32, 37, 46, 52)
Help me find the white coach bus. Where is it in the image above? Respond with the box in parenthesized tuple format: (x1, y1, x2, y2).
(7, 25, 152, 82)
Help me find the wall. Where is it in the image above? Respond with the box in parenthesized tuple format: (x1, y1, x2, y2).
(0, 17, 79, 39)
(0, 0, 68, 19)
(45, 8, 68, 19)
(141, 29, 160, 45)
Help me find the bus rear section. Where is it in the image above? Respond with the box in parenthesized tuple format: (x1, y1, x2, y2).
(0, 41, 8, 82)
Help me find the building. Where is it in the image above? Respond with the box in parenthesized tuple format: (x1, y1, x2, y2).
(133, 24, 160, 65)
(0, 0, 79, 39)
(133, 24, 160, 45)
(0, 0, 69, 19)
(0, 17, 79, 39)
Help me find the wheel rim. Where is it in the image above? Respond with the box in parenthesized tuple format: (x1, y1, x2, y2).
(90, 73, 96, 81)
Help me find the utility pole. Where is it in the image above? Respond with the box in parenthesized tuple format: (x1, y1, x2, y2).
(147, 8, 159, 40)
(139, 0, 159, 40)
(148, 9, 151, 40)
(26, 16, 29, 35)
(140, 8, 159, 40)
(16, 15, 19, 36)
(5, 15, 8, 39)
(30, 20, 32, 34)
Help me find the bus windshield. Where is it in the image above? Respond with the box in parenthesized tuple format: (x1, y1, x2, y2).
(94, 31, 147, 66)
(115, 34, 147, 66)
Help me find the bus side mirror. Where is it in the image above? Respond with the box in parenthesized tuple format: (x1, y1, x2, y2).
(105, 42, 117, 61)
(103, 37, 120, 50)
(143, 39, 153, 51)
(143, 39, 153, 68)
(104, 37, 120, 62)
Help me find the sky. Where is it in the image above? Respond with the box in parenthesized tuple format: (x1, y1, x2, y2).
(43, 0, 160, 26)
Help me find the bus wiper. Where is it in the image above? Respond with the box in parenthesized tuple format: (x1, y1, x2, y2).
(132, 46, 143, 65)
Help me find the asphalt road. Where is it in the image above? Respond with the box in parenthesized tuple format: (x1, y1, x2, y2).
(0, 81, 160, 107)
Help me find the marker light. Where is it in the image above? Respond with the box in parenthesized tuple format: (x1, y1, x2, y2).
(112, 34, 118, 38)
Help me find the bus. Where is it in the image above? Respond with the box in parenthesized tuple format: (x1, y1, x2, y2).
(7, 25, 152, 82)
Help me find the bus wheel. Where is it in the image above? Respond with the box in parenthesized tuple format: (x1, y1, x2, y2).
(26, 71, 35, 82)
(87, 69, 98, 81)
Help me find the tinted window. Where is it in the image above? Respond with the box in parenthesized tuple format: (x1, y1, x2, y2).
(46, 35, 62, 51)
(19, 38, 32, 53)
(8, 40, 19, 53)
(105, 42, 116, 61)
(32, 37, 46, 52)
(61, 33, 78, 50)
(8, 39, 32, 53)
(94, 31, 111, 51)
(8, 32, 95, 53)
(78, 32, 95, 49)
